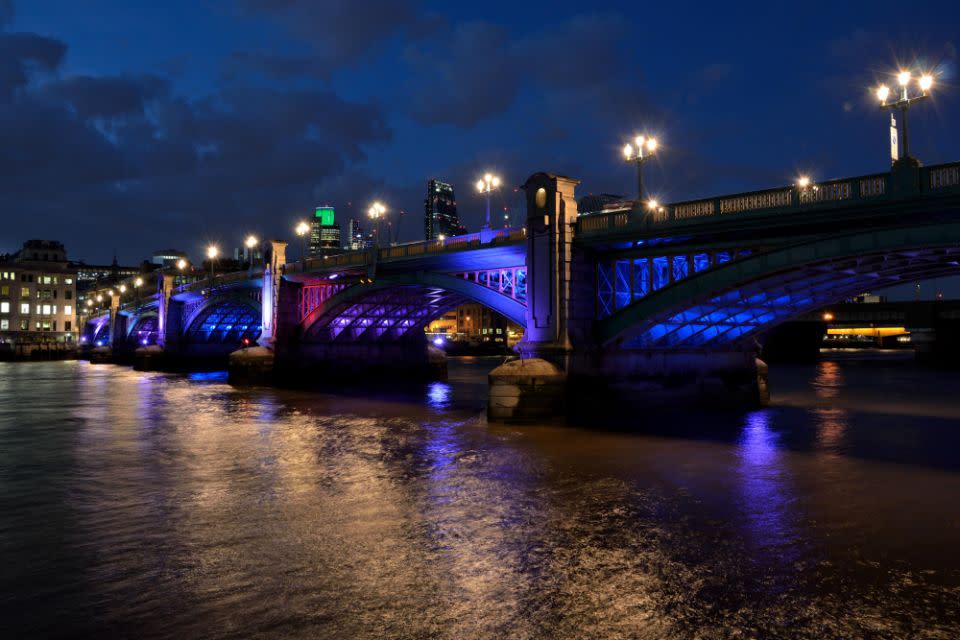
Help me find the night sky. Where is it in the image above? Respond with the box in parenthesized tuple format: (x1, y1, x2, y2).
(3, 0, 960, 297)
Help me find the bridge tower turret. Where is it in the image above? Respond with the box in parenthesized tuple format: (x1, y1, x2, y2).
(488, 172, 580, 422)
(258, 240, 287, 348)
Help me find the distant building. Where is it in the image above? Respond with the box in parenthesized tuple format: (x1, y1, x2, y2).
(309, 206, 341, 256)
(347, 219, 366, 250)
(424, 179, 467, 241)
(232, 246, 263, 266)
(151, 249, 189, 268)
(71, 255, 143, 309)
(577, 193, 630, 216)
(0, 240, 79, 353)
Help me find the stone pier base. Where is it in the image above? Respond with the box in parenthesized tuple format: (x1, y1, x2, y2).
(133, 345, 166, 371)
(487, 357, 568, 422)
(88, 346, 114, 364)
(568, 350, 769, 420)
(228, 346, 275, 385)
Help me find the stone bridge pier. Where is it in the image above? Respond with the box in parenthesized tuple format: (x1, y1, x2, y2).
(487, 172, 768, 423)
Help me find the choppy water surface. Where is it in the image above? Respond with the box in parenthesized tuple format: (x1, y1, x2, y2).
(1, 355, 959, 639)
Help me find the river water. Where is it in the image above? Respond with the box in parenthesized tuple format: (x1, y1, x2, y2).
(1, 354, 959, 639)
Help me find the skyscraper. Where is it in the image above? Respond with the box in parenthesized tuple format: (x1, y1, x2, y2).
(309, 206, 341, 256)
(424, 179, 467, 241)
(347, 218, 365, 250)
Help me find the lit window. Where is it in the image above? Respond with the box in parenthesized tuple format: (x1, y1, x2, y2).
(0, 302, 7, 313)
(1, 286, 7, 296)
(0, 319, 7, 330)
(65, 278, 73, 285)
(20, 303, 29, 314)
(20, 287, 28, 297)
(64, 305, 72, 315)
(19, 319, 27, 330)
(42, 304, 51, 315)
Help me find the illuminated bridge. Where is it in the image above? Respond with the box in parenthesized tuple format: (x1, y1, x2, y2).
(81, 159, 960, 418)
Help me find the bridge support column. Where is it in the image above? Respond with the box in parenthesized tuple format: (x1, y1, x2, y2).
(136, 274, 176, 370)
(229, 241, 286, 384)
(90, 296, 120, 363)
(489, 172, 579, 422)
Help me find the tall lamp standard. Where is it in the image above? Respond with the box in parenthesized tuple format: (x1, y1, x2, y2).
(206, 245, 219, 284)
(367, 202, 386, 248)
(475, 173, 501, 228)
(622, 135, 659, 201)
(295, 221, 310, 264)
(245, 234, 258, 274)
(133, 277, 143, 307)
(876, 70, 934, 162)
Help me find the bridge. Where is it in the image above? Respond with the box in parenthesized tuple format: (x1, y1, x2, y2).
(81, 158, 960, 419)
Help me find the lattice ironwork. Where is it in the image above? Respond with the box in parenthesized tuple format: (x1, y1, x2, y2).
(298, 282, 347, 321)
(625, 247, 960, 349)
(451, 266, 527, 305)
(184, 300, 261, 344)
(304, 285, 467, 343)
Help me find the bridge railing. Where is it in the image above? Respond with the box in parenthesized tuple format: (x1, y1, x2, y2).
(573, 165, 960, 235)
(285, 227, 526, 274)
(174, 270, 261, 295)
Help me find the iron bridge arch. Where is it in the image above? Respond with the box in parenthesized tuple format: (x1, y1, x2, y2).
(182, 294, 262, 345)
(298, 272, 527, 343)
(599, 223, 960, 349)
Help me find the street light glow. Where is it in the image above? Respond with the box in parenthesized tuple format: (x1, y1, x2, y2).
(646, 138, 658, 152)
(919, 74, 934, 92)
(876, 84, 890, 103)
(898, 70, 911, 86)
(177, 258, 187, 270)
(797, 176, 811, 189)
(634, 135, 645, 148)
(206, 245, 219, 260)
(295, 221, 310, 235)
(367, 202, 386, 219)
(476, 179, 486, 191)
(245, 235, 258, 249)
(622, 143, 633, 159)
(476, 173, 501, 194)
(646, 199, 659, 210)
(119, 284, 127, 293)
(134, 277, 143, 287)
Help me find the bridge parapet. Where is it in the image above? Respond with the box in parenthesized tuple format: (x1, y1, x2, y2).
(577, 161, 960, 237)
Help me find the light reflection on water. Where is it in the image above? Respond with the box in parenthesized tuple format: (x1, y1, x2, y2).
(0, 358, 959, 639)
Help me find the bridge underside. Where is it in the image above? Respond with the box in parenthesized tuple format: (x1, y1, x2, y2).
(184, 299, 262, 346)
(127, 314, 159, 347)
(610, 245, 960, 350)
(303, 285, 468, 343)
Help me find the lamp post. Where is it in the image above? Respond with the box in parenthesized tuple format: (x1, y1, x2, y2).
(876, 70, 934, 162)
(475, 173, 501, 228)
(295, 221, 310, 263)
(367, 202, 386, 248)
(622, 135, 659, 201)
(134, 277, 143, 307)
(206, 245, 219, 284)
(245, 234, 258, 274)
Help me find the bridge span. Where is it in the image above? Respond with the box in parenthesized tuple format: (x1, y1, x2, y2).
(81, 158, 960, 420)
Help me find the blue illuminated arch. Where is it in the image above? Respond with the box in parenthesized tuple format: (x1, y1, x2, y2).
(600, 223, 960, 349)
(299, 272, 527, 343)
(182, 295, 262, 345)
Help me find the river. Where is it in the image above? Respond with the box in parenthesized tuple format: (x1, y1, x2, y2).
(1, 354, 959, 639)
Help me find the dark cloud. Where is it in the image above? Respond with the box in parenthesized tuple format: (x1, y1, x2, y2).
(222, 51, 327, 81)
(403, 13, 645, 128)
(0, 20, 392, 261)
(235, 0, 431, 75)
(0, 31, 67, 98)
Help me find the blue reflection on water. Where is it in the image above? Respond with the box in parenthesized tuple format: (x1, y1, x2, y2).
(187, 371, 229, 383)
(426, 381, 451, 409)
(736, 410, 799, 565)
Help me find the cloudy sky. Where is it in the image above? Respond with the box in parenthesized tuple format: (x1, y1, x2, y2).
(3, 0, 960, 294)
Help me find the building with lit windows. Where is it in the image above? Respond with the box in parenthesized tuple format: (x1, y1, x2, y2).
(309, 206, 342, 256)
(347, 218, 367, 250)
(151, 249, 189, 268)
(424, 179, 467, 241)
(0, 240, 79, 358)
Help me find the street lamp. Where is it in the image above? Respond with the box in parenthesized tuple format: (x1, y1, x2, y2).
(176, 258, 187, 271)
(875, 69, 934, 162)
(206, 245, 219, 281)
(295, 221, 310, 262)
(245, 234, 258, 273)
(623, 134, 659, 200)
(367, 202, 386, 248)
(476, 173, 501, 228)
(134, 277, 143, 306)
